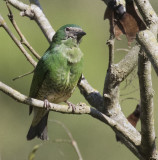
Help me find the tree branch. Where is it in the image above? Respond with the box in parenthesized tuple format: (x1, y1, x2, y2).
(0, 81, 90, 114)
(7, 0, 55, 43)
(101, 4, 144, 157)
(103, 45, 140, 113)
(106, 34, 115, 68)
(0, 14, 37, 67)
(138, 51, 157, 159)
(12, 70, 34, 81)
(100, 37, 143, 159)
(134, 0, 158, 33)
(134, 1, 158, 159)
(6, 2, 41, 60)
(29, 0, 42, 10)
(135, 0, 158, 76)
(137, 30, 158, 76)
(50, 120, 83, 160)
(0, 80, 142, 158)
(78, 75, 103, 112)
(115, 45, 140, 82)
(2, 1, 158, 159)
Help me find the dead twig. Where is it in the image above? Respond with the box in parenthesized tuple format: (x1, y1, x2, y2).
(0, 14, 37, 67)
(12, 70, 34, 81)
(50, 120, 83, 160)
(6, 2, 41, 60)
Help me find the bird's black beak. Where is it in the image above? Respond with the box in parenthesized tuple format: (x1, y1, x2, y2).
(76, 31, 86, 44)
(77, 31, 86, 37)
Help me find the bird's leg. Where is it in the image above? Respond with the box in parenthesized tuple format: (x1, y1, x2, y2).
(65, 101, 76, 113)
(43, 99, 51, 110)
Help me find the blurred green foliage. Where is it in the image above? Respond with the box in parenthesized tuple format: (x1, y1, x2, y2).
(0, 0, 158, 160)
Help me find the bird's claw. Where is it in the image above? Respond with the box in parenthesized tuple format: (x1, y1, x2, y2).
(43, 99, 51, 110)
(65, 101, 76, 113)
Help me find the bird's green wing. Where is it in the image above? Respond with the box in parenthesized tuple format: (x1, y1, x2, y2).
(29, 50, 50, 114)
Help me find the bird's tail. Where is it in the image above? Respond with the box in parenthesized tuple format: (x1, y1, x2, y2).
(27, 112, 49, 140)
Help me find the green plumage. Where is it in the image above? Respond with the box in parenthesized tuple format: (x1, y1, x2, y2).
(27, 24, 86, 140)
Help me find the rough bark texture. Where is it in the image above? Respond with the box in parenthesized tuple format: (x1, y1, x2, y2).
(138, 52, 158, 159)
(137, 30, 158, 76)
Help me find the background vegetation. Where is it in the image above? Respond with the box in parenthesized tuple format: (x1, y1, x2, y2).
(0, 0, 158, 159)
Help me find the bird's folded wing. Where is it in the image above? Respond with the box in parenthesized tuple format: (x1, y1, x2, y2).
(29, 55, 49, 115)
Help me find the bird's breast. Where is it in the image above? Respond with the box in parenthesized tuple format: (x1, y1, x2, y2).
(37, 67, 79, 103)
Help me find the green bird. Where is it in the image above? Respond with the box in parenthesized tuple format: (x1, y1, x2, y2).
(27, 24, 86, 140)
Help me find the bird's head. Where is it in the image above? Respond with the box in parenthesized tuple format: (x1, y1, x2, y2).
(52, 24, 86, 45)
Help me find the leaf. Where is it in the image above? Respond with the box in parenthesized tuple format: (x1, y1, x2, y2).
(104, 1, 146, 45)
(28, 143, 43, 160)
(127, 104, 141, 128)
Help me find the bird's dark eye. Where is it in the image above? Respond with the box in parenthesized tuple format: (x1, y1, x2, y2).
(65, 27, 70, 31)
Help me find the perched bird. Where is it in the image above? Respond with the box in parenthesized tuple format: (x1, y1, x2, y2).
(27, 24, 86, 140)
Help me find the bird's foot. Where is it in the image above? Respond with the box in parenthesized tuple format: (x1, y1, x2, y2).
(43, 99, 51, 110)
(65, 101, 76, 113)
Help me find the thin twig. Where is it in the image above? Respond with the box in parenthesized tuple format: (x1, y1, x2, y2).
(120, 89, 139, 97)
(28, 138, 77, 160)
(106, 34, 115, 68)
(116, 48, 129, 52)
(50, 120, 83, 160)
(7, 0, 55, 43)
(120, 97, 139, 105)
(0, 14, 37, 67)
(52, 139, 71, 143)
(6, 2, 41, 60)
(12, 70, 34, 81)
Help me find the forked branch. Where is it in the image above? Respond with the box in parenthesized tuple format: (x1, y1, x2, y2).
(0, 14, 37, 67)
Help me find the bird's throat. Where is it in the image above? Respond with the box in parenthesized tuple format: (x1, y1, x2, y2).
(55, 39, 83, 63)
